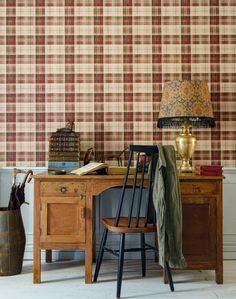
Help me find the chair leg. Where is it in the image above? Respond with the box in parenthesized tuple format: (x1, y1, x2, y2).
(164, 261, 174, 292)
(117, 233, 125, 299)
(93, 228, 108, 282)
(140, 233, 146, 277)
(154, 231, 158, 263)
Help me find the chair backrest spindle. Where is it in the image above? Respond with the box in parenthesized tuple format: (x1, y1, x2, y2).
(135, 153, 147, 227)
(115, 150, 133, 226)
(127, 152, 140, 227)
(144, 153, 155, 226)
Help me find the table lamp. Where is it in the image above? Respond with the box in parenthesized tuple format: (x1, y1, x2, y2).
(157, 80, 215, 173)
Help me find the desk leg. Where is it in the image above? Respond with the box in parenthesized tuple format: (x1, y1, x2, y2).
(216, 236, 223, 284)
(216, 268, 223, 284)
(93, 199, 96, 262)
(46, 250, 52, 263)
(163, 269, 168, 284)
(33, 247, 41, 283)
(85, 246, 93, 284)
(216, 183, 223, 284)
(33, 180, 41, 284)
(85, 193, 93, 284)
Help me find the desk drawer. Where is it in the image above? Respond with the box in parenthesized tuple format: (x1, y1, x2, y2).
(40, 182, 86, 197)
(180, 181, 217, 195)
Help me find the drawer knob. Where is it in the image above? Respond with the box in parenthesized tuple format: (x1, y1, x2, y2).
(192, 185, 201, 193)
(60, 186, 67, 193)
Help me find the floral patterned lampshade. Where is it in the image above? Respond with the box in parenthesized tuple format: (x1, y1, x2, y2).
(157, 80, 215, 128)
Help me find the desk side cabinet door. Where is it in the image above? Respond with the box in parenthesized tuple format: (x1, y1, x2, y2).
(182, 196, 216, 267)
(40, 196, 86, 244)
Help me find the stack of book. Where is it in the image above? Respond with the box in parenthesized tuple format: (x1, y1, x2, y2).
(195, 165, 223, 176)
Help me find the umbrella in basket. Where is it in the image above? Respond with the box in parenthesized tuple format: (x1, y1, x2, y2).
(8, 170, 33, 210)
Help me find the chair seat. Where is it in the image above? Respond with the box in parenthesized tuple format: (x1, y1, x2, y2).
(102, 217, 156, 233)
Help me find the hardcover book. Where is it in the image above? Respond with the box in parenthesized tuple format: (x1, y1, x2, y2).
(48, 161, 81, 173)
(195, 165, 223, 175)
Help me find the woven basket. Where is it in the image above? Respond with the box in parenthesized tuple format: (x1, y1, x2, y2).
(0, 208, 25, 275)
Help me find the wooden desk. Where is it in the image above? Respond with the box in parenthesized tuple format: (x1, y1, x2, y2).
(33, 173, 223, 284)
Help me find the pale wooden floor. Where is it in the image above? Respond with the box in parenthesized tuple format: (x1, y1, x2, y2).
(0, 260, 235, 299)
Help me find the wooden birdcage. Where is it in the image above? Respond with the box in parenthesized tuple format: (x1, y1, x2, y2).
(48, 123, 80, 162)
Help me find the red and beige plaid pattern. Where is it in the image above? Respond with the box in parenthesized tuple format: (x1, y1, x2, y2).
(0, 0, 235, 167)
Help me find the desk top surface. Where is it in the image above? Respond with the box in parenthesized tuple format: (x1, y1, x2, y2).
(34, 172, 224, 181)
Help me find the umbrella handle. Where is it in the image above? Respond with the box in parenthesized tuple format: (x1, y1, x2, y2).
(13, 168, 23, 184)
(20, 170, 33, 188)
(13, 168, 33, 185)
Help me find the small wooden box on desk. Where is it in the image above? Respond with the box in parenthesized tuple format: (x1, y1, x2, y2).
(33, 173, 223, 284)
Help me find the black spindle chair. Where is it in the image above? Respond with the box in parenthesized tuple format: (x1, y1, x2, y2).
(93, 145, 174, 298)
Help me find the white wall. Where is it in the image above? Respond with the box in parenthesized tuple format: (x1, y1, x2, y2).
(0, 167, 235, 260)
(223, 168, 236, 259)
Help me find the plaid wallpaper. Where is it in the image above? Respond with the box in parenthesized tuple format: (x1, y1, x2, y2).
(0, 0, 235, 167)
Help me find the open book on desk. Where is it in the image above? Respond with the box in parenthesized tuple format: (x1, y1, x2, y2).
(70, 162, 109, 176)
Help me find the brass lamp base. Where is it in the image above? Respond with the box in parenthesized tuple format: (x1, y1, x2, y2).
(176, 124, 196, 173)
